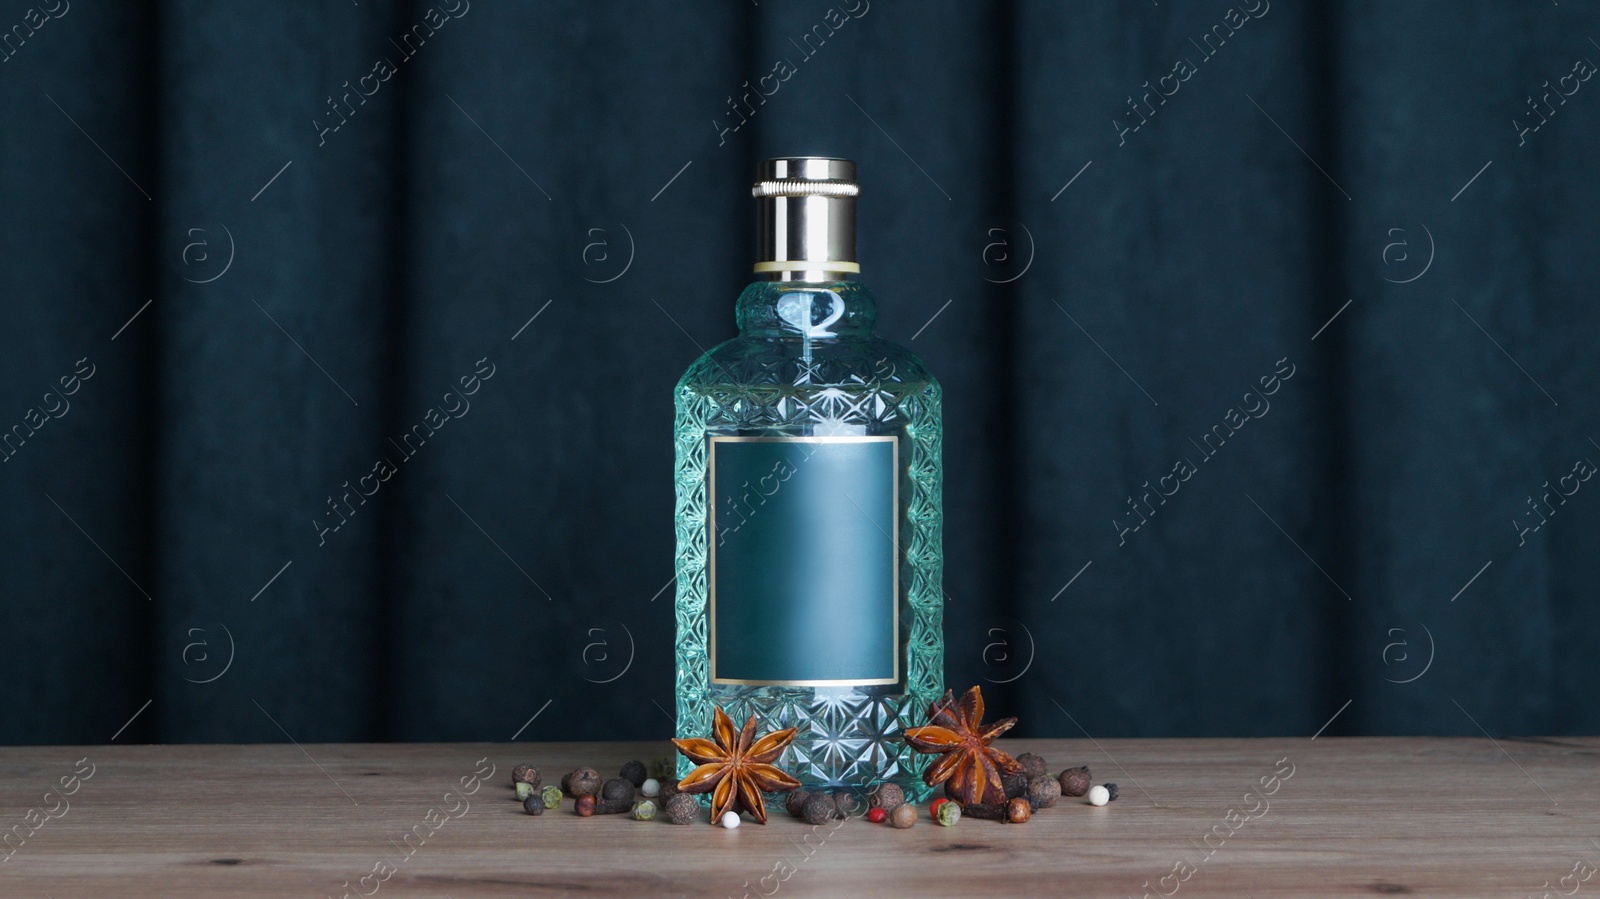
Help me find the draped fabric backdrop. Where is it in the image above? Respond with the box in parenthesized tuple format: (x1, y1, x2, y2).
(2, 0, 1596, 745)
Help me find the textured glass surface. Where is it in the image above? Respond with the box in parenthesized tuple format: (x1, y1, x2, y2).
(673, 278, 943, 796)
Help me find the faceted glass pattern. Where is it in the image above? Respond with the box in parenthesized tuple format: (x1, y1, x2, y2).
(673, 279, 943, 797)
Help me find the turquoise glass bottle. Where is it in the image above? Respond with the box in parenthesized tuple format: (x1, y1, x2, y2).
(672, 158, 943, 796)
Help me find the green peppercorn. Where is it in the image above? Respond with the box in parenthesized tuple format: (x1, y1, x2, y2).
(540, 785, 563, 809)
(620, 760, 648, 788)
(522, 794, 544, 816)
(514, 781, 535, 802)
(648, 756, 675, 781)
(1058, 766, 1091, 798)
(631, 799, 656, 821)
(664, 791, 699, 825)
(935, 801, 961, 827)
(601, 778, 634, 802)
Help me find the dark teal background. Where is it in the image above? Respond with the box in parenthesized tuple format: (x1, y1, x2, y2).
(710, 438, 897, 685)
(2, 1, 1596, 744)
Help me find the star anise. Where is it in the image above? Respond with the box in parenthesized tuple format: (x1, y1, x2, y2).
(672, 706, 800, 824)
(903, 685, 1022, 806)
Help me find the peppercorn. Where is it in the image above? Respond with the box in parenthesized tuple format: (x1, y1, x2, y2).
(560, 772, 571, 793)
(512, 763, 541, 789)
(870, 783, 905, 813)
(649, 756, 674, 781)
(1087, 784, 1110, 806)
(594, 797, 633, 815)
(935, 801, 962, 827)
(802, 793, 836, 826)
(1002, 772, 1029, 800)
(929, 798, 949, 821)
(566, 767, 601, 798)
(1005, 797, 1031, 823)
(514, 781, 535, 802)
(540, 785, 563, 809)
(832, 789, 859, 818)
(664, 791, 699, 825)
(1026, 775, 1061, 809)
(1103, 783, 1119, 802)
(1015, 752, 1048, 780)
(720, 811, 741, 829)
(961, 803, 1006, 821)
(641, 778, 660, 798)
(522, 794, 544, 815)
(867, 807, 887, 824)
(601, 778, 634, 802)
(631, 799, 657, 821)
(1058, 766, 1092, 798)
(620, 759, 648, 788)
(575, 795, 596, 817)
(786, 789, 812, 819)
(889, 802, 918, 829)
(658, 779, 681, 803)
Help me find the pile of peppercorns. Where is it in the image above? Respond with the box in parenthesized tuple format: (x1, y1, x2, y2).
(784, 755, 1117, 830)
(512, 752, 1117, 829)
(513, 757, 707, 824)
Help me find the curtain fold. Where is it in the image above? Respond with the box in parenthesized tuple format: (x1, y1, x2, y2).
(1, 1, 1595, 744)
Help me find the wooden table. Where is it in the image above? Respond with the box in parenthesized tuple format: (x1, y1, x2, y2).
(1, 738, 1596, 897)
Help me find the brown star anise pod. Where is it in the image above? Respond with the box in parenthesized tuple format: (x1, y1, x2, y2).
(672, 706, 800, 824)
(903, 685, 1022, 806)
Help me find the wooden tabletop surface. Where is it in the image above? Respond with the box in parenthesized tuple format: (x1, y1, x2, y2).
(1, 737, 1596, 897)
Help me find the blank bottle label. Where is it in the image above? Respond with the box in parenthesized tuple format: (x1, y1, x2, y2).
(708, 435, 899, 686)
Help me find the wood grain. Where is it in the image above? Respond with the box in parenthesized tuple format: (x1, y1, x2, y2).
(1, 738, 1597, 897)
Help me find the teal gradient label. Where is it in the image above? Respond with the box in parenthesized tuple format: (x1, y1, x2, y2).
(709, 436, 899, 685)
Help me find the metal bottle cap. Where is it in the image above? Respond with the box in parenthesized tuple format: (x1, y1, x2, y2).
(752, 157, 859, 281)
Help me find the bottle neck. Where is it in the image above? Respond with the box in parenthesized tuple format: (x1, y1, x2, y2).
(735, 278, 877, 339)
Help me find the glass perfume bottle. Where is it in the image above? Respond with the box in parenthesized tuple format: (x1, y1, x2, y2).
(673, 157, 943, 797)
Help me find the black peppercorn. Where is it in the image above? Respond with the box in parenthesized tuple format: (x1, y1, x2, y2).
(869, 783, 905, 813)
(1103, 783, 1119, 802)
(658, 779, 681, 803)
(961, 802, 1006, 821)
(1058, 766, 1091, 798)
(1026, 775, 1061, 809)
(620, 759, 648, 788)
(594, 796, 633, 815)
(512, 763, 541, 789)
(522, 794, 544, 816)
(785, 789, 811, 819)
(566, 767, 601, 798)
(802, 793, 836, 826)
(601, 778, 634, 802)
(664, 791, 699, 825)
(831, 789, 859, 818)
(1002, 772, 1029, 800)
(1015, 752, 1048, 780)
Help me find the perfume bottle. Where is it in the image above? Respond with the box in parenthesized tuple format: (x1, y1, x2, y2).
(673, 157, 944, 796)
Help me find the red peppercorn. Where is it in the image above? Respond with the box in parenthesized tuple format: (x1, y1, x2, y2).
(867, 807, 887, 824)
(575, 795, 596, 817)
